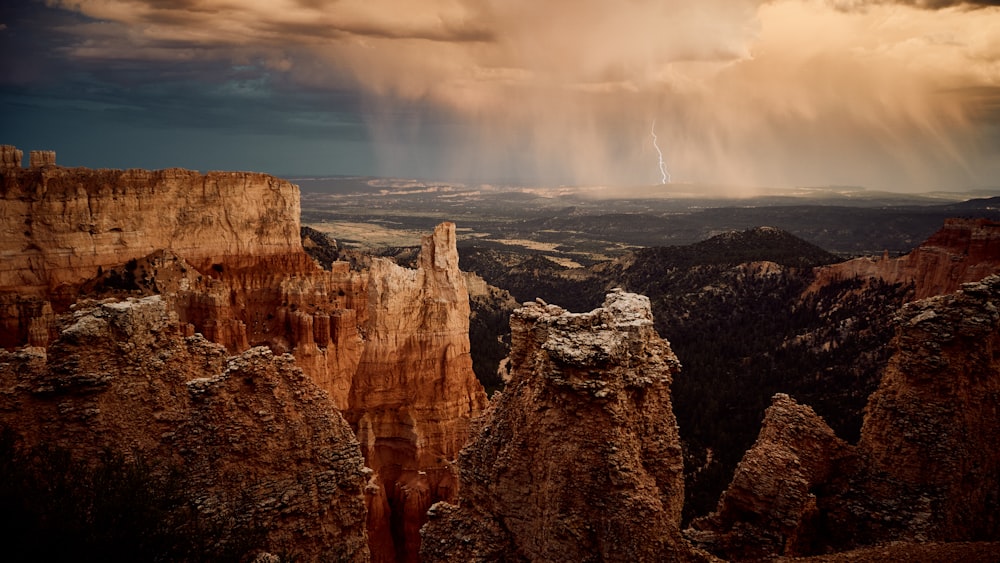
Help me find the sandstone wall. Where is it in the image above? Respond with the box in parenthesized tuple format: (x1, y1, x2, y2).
(809, 218, 1000, 300)
(422, 290, 701, 563)
(0, 158, 490, 562)
(0, 165, 301, 293)
(349, 222, 488, 562)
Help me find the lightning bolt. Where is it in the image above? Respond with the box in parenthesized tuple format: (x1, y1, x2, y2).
(651, 119, 671, 185)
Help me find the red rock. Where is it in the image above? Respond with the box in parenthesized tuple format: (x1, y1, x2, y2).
(810, 218, 1000, 300)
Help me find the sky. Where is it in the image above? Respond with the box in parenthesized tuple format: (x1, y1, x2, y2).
(1, 0, 999, 193)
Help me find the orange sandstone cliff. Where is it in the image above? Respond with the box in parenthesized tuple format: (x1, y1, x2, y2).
(0, 148, 486, 561)
(809, 218, 1000, 300)
(421, 290, 704, 562)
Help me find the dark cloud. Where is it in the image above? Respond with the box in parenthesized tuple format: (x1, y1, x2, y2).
(841, 0, 1000, 8)
(909, 0, 1000, 6)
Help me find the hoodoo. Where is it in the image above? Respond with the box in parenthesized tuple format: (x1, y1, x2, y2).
(421, 290, 704, 562)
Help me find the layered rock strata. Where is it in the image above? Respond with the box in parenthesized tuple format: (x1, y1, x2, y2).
(689, 275, 1000, 559)
(0, 296, 370, 561)
(810, 218, 1000, 300)
(1, 163, 301, 294)
(350, 222, 488, 562)
(421, 290, 702, 562)
(0, 144, 23, 169)
(1, 155, 488, 561)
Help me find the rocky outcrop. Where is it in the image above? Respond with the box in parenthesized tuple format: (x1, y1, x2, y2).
(686, 394, 852, 558)
(349, 222, 488, 562)
(810, 218, 1000, 300)
(0, 296, 370, 561)
(421, 290, 702, 562)
(0, 145, 23, 169)
(29, 150, 56, 168)
(850, 274, 1000, 544)
(689, 275, 1000, 559)
(1, 155, 488, 562)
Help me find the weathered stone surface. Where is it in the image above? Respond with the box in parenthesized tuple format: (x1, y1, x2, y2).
(422, 290, 703, 563)
(0, 145, 23, 169)
(0, 158, 488, 561)
(810, 218, 1000, 300)
(851, 274, 1000, 544)
(0, 296, 371, 561)
(29, 150, 56, 168)
(687, 394, 851, 559)
(0, 164, 301, 294)
(349, 222, 488, 562)
(689, 275, 1000, 559)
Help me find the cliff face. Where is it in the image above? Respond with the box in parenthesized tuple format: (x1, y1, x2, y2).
(852, 274, 1000, 543)
(0, 296, 370, 561)
(0, 156, 487, 562)
(689, 275, 1000, 559)
(421, 290, 700, 563)
(810, 218, 1000, 300)
(0, 165, 301, 294)
(351, 223, 488, 562)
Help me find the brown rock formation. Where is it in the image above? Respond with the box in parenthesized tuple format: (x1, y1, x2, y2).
(29, 150, 56, 168)
(810, 218, 1000, 300)
(349, 222, 488, 562)
(689, 275, 1000, 559)
(0, 145, 23, 169)
(421, 290, 703, 563)
(0, 163, 302, 294)
(851, 273, 1000, 543)
(0, 296, 370, 561)
(0, 153, 489, 561)
(687, 394, 852, 559)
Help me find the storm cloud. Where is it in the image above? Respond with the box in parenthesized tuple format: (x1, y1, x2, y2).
(2, 0, 998, 191)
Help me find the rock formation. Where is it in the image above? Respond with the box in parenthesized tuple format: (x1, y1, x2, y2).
(1, 152, 488, 561)
(29, 150, 56, 168)
(0, 296, 370, 561)
(0, 163, 302, 294)
(0, 144, 22, 169)
(349, 222, 488, 562)
(686, 394, 851, 559)
(809, 218, 1000, 300)
(421, 290, 703, 563)
(849, 273, 1000, 544)
(689, 275, 1000, 559)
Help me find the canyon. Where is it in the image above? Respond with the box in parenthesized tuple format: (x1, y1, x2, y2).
(3, 146, 999, 561)
(0, 147, 486, 561)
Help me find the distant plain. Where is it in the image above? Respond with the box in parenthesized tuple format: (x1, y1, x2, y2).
(296, 176, 1000, 258)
